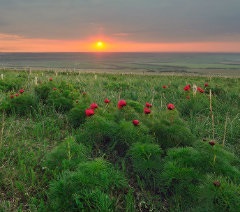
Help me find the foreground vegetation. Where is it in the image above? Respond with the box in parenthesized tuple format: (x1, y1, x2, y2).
(0, 70, 239, 211)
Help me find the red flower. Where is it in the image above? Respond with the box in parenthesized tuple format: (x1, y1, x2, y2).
(90, 103, 98, 110)
(209, 140, 215, 146)
(53, 87, 57, 90)
(10, 95, 14, 99)
(104, 98, 110, 104)
(49, 77, 53, 81)
(132, 120, 140, 126)
(162, 85, 167, 89)
(167, 103, 175, 110)
(15, 93, 19, 97)
(213, 181, 221, 187)
(85, 108, 95, 117)
(144, 107, 151, 114)
(184, 84, 191, 91)
(118, 99, 127, 109)
(204, 83, 209, 87)
(145, 102, 152, 108)
(197, 87, 204, 93)
(186, 95, 190, 99)
(19, 89, 24, 94)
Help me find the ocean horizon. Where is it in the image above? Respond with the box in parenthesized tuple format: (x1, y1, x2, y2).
(1, 52, 240, 75)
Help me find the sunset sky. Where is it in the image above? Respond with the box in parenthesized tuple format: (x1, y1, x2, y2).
(0, 0, 240, 52)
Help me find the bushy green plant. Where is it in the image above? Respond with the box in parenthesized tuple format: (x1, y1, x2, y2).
(147, 110, 195, 150)
(47, 89, 73, 112)
(127, 100, 143, 113)
(0, 78, 23, 91)
(162, 142, 240, 181)
(179, 94, 213, 116)
(76, 115, 153, 159)
(193, 175, 240, 212)
(43, 137, 89, 172)
(34, 83, 53, 102)
(158, 142, 240, 210)
(159, 160, 203, 210)
(47, 158, 128, 211)
(128, 143, 163, 189)
(67, 105, 88, 128)
(2, 93, 37, 115)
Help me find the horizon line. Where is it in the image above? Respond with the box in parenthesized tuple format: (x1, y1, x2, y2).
(1, 51, 240, 54)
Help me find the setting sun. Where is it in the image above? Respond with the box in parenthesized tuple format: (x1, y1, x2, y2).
(97, 41, 103, 47)
(94, 41, 105, 50)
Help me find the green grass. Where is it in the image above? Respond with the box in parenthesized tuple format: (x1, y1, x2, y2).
(0, 69, 239, 211)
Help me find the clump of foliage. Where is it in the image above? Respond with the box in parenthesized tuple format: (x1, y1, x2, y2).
(43, 137, 89, 173)
(158, 141, 240, 210)
(47, 89, 74, 112)
(34, 83, 54, 102)
(1, 93, 37, 115)
(0, 78, 23, 91)
(146, 110, 195, 150)
(47, 158, 128, 211)
(128, 143, 163, 189)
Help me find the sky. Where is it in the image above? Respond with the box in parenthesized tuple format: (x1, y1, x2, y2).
(0, 0, 240, 52)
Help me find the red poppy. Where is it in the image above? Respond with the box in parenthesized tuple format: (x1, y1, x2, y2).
(213, 181, 221, 187)
(144, 107, 151, 114)
(209, 140, 215, 146)
(53, 87, 57, 90)
(15, 93, 19, 97)
(132, 120, 140, 126)
(90, 103, 98, 110)
(49, 77, 53, 81)
(162, 85, 167, 89)
(85, 108, 95, 117)
(10, 95, 14, 99)
(104, 98, 110, 103)
(118, 99, 127, 109)
(197, 87, 204, 93)
(167, 103, 175, 110)
(19, 89, 24, 94)
(145, 102, 152, 108)
(184, 84, 191, 91)
(204, 83, 209, 87)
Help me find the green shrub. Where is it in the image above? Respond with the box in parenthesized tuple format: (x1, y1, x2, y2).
(0, 78, 23, 91)
(34, 83, 53, 102)
(76, 116, 153, 159)
(179, 94, 213, 116)
(47, 90, 73, 112)
(158, 142, 240, 210)
(194, 175, 240, 212)
(163, 142, 240, 183)
(128, 143, 163, 189)
(2, 93, 36, 115)
(147, 110, 195, 150)
(67, 105, 88, 128)
(43, 137, 89, 172)
(159, 160, 203, 210)
(47, 158, 128, 211)
(127, 100, 143, 113)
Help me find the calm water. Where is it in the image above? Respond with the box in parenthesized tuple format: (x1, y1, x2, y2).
(0, 52, 240, 75)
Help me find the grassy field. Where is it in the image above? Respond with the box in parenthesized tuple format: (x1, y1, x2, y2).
(0, 69, 240, 211)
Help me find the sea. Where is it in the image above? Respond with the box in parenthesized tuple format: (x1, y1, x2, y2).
(0, 52, 240, 75)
